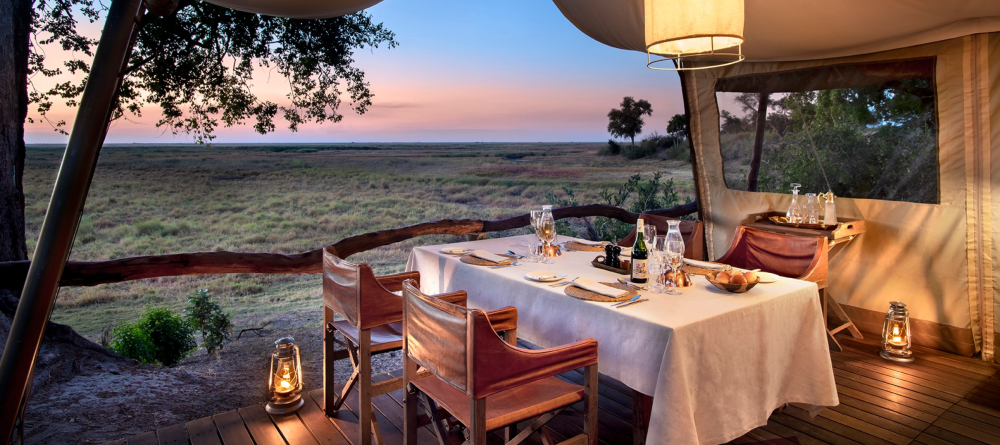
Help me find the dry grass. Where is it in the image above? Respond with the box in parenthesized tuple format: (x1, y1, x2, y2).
(22, 143, 694, 338)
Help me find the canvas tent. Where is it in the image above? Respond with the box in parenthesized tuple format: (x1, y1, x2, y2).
(554, 0, 1000, 362)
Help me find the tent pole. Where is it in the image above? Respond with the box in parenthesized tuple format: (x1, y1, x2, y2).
(0, 0, 144, 439)
(676, 69, 707, 259)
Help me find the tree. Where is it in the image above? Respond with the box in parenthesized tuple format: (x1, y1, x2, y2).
(0, 0, 396, 401)
(666, 113, 688, 145)
(607, 96, 652, 147)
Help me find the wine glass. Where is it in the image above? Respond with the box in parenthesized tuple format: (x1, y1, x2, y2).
(652, 235, 666, 252)
(530, 209, 543, 241)
(787, 183, 802, 223)
(663, 240, 684, 295)
(642, 223, 656, 244)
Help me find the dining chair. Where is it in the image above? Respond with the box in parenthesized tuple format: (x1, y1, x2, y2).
(617, 214, 704, 260)
(715, 226, 840, 347)
(401, 279, 599, 445)
(323, 247, 517, 445)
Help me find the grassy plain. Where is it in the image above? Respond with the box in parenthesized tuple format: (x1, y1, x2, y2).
(23, 143, 694, 338)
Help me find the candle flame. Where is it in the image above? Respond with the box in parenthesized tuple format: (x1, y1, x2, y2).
(892, 326, 900, 336)
(279, 380, 291, 390)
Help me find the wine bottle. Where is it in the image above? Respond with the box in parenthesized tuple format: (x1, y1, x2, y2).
(631, 219, 648, 283)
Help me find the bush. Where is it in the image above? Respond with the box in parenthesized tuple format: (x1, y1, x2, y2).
(622, 132, 667, 159)
(111, 307, 196, 366)
(598, 139, 622, 155)
(110, 322, 156, 364)
(186, 289, 233, 355)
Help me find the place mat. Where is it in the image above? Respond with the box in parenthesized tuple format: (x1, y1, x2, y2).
(564, 282, 638, 303)
(564, 241, 607, 252)
(460, 253, 515, 266)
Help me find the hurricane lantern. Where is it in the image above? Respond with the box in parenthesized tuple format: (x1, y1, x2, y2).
(266, 337, 304, 415)
(645, 0, 745, 71)
(879, 302, 915, 363)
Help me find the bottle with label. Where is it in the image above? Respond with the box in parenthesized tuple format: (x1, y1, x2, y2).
(631, 219, 649, 283)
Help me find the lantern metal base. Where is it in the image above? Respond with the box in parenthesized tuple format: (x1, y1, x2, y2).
(266, 395, 304, 415)
(879, 350, 915, 363)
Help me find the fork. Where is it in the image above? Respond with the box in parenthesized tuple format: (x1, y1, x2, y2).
(548, 276, 578, 287)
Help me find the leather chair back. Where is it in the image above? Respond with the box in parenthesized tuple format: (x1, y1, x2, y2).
(402, 280, 473, 393)
(716, 226, 829, 288)
(618, 214, 704, 260)
(323, 246, 404, 330)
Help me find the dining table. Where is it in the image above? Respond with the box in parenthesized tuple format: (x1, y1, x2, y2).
(405, 234, 839, 445)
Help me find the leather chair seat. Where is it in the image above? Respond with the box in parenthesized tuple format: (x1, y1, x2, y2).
(413, 375, 584, 432)
(332, 320, 403, 353)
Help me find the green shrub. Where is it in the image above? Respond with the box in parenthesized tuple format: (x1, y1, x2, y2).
(186, 289, 233, 355)
(110, 322, 156, 364)
(110, 307, 197, 366)
(598, 139, 622, 155)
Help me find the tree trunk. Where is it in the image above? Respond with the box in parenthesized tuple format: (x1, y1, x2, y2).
(746, 92, 770, 192)
(0, 0, 30, 269)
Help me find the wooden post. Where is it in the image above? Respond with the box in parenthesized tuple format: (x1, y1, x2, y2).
(632, 390, 653, 445)
(0, 0, 144, 438)
(358, 329, 372, 445)
(323, 306, 335, 414)
(470, 398, 487, 445)
(584, 365, 599, 445)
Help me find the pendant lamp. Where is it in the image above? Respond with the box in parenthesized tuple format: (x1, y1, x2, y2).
(645, 0, 745, 71)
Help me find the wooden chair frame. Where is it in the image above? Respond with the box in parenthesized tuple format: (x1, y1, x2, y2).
(401, 280, 597, 445)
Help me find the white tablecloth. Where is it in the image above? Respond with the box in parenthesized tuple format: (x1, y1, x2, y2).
(406, 235, 838, 445)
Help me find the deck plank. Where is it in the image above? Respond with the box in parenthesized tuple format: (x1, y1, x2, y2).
(126, 431, 158, 445)
(187, 416, 222, 445)
(833, 393, 929, 432)
(932, 415, 1000, 445)
(156, 424, 188, 445)
(831, 363, 963, 404)
(826, 400, 921, 439)
(270, 410, 321, 445)
(836, 349, 986, 388)
(296, 389, 351, 445)
(832, 352, 980, 394)
(238, 404, 286, 445)
(782, 406, 893, 445)
(311, 388, 362, 445)
(922, 425, 991, 445)
(213, 410, 254, 445)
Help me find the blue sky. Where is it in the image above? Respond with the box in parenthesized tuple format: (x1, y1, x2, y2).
(26, 0, 684, 143)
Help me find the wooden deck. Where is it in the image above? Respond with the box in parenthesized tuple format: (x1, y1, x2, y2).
(104, 333, 1000, 445)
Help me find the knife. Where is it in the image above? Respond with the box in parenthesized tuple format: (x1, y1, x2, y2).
(612, 295, 641, 307)
(616, 298, 649, 309)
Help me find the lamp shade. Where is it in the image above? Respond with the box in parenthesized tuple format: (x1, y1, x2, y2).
(644, 0, 743, 56)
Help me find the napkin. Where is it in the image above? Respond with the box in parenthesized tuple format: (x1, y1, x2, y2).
(470, 250, 507, 263)
(573, 277, 628, 298)
(573, 240, 609, 246)
(684, 258, 727, 270)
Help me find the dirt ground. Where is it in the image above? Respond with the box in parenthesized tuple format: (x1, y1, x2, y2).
(16, 311, 401, 444)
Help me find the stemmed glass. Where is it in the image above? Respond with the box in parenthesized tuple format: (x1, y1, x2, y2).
(643, 224, 657, 244)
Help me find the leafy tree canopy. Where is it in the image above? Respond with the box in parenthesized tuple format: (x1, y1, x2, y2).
(30, 0, 397, 143)
(607, 96, 652, 147)
(666, 113, 688, 141)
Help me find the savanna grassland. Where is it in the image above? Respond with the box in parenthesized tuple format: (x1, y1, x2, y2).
(24, 143, 695, 339)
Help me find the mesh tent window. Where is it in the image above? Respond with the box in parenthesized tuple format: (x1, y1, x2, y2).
(714, 58, 940, 204)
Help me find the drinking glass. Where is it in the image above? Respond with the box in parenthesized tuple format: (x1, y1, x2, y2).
(804, 193, 820, 224)
(531, 242, 553, 264)
(652, 235, 666, 252)
(648, 251, 666, 293)
(642, 224, 656, 244)
(523, 245, 539, 263)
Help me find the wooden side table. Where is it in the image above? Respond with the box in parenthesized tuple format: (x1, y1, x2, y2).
(739, 212, 865, 351)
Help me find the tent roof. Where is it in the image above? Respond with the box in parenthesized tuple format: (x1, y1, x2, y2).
(553, 0, 1000, 62)
(202, 0, 382, 19)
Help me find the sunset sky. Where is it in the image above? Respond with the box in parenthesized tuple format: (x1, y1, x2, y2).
(26, 0, 684, 144)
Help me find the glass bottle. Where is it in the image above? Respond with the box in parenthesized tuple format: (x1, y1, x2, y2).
(804, 193, 820, 224)
(786, 183, 802, 223)
(822, 191, 837, 226)
(631, 219, 648, 283)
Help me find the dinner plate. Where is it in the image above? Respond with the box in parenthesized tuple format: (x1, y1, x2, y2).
(755, 272, 779, 283)
(440, 247, 472, 255)
(525, 271, 566, 282)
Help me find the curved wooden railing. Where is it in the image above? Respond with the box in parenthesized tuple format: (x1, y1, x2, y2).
(0, 202, 697, 289)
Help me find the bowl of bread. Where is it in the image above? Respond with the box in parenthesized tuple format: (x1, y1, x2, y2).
(706, 270, 761, 293)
